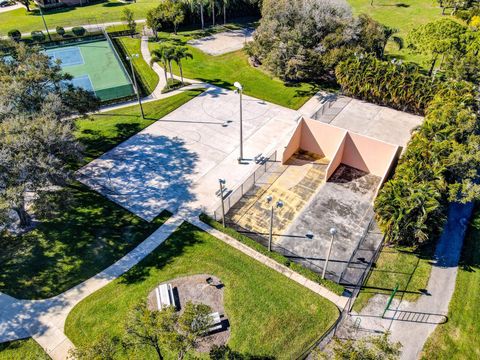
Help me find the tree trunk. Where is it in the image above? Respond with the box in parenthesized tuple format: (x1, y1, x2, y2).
(25, 1, 30, 11)
(163, 62, 168, 82)
(428, 55, 438, 77)
(200, 5, 204, 29)
(174, 23, 177, 35)
(14, 203, 31, 228)
(154, 344, 164, 360)
(212, 2, 215, 26)
(224, 3, 226, 25)
(168, 60, 174, 81)
(179, 62, 184, 84)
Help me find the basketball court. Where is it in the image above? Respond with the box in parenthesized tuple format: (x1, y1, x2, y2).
(77, 87, 300, 221)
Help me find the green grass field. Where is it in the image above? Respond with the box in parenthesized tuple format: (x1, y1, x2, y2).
(353, 245, 433, 312)
(0, 339, 48, 360)
(421, 209, 480, 359)
(347, 0, 449, 65)
(0, 1, 154, 35)
(148, 33, 321, 109)
(0, 91, 201, 299)
(115, 36, 159, 96)
(66, 223, 339, 359)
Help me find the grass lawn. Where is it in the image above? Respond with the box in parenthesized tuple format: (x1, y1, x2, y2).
(115, 36, 159, 96)
(0, 339, 49, 360)
(353, 245, 433, 312)
(0, 1, 154, 35)
(76, 89, 203, 164)
(0, 91, 202, 300)
(347, 0, 450, 65)
(66, 223, 339, 359)
(148, 32, 322, 110)
(421, 209, 480, 359)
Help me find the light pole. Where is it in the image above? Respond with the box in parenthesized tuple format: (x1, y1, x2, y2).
(234, 81, 243, 163)
(322, 227, 337, 280)
(266, 195, 283, 252)
(38, 7, 52, 42)
(218, 178, 226, 227)
(126, 54, 145, 119)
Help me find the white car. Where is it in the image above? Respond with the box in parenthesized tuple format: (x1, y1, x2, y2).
(0, 0, 12, 7)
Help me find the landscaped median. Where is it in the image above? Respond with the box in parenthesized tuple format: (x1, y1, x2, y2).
(113, 36, 159, 97)
(66, 222, 339, 358)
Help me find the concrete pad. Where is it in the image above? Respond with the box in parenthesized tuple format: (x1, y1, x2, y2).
(78, 87, 299, 221)
(312, 97, 423, 147)
(278, 165, 380, 281)
(187, 28, 254, 55)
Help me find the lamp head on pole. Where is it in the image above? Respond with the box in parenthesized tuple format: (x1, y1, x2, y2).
(306, 231, 314, 239)
(218, 178, 226, 185)
(276, 200, 284, 208)
(329, 227, 337, 236)
(265, 195, 273, 203)
(234, 81, 243, 92)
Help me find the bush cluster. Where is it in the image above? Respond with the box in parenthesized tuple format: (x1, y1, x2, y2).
(72, 26, 86, 36)
(374, 82, 480, 245)
(335, 54, 439, 115)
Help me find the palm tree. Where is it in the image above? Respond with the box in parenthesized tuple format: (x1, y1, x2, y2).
(223, 0, 229, 25)
(150, 45, 176, 82)
(210, 0, 216, 27)
(173, 47, 193, 84)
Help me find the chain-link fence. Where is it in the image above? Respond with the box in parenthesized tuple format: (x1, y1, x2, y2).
(212, 150, 277, 222)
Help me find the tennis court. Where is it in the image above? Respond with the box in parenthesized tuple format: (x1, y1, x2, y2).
(45, 39, 134, 101)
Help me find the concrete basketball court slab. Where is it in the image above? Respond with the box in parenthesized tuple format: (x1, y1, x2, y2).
(187, 28, 254, 55)
(77, 87, 300, 221)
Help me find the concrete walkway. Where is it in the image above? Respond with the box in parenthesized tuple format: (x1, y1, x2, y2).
(0, 214, 184, 359)
(0, 209, 347, 359)
(340, 202, 474, 359)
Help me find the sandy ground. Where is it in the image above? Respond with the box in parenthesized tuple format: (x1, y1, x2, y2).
(187, 28, 254, 55)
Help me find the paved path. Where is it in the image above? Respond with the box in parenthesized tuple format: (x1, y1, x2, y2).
(0, 214, 184, 359)
(0, 3, 23, 14)
(341, 202, 474, 359)
(0, 210, 347, 359)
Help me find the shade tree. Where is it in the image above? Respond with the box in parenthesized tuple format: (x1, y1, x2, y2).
(0, 42, 99, 229)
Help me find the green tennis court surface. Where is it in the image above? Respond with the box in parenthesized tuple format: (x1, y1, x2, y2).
(46, 40, 134, 101)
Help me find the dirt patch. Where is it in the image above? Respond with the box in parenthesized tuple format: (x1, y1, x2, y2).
(147, 274, 229, 352)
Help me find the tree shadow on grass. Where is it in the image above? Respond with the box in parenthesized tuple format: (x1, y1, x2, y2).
(119, 223, 206, 285)
(0, 183, 172, 300)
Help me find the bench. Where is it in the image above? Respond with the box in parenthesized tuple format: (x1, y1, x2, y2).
(155, 283, 176, 310)
(209, 312, 223, 332)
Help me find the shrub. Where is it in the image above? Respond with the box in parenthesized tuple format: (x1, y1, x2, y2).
(336, 54, 439, 115)
(56, 26, 65, 37)
(72, 27, 86, 37)
(375, 81, 480, 246)
(7, 29, 21, 42)
(31, 31, 46, 43)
